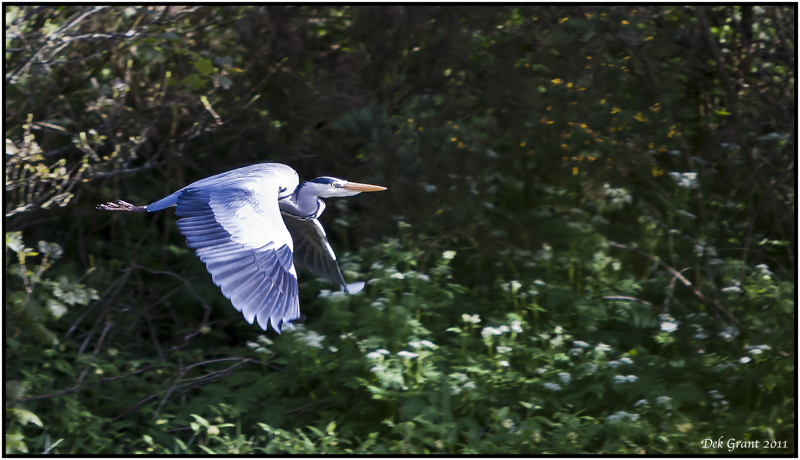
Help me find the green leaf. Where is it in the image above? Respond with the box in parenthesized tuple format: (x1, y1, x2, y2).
(32, 323, 59, 346)
(8, 408, 43, 427)
(194, 58, 214, 76)
(5, 232, 24, 253)
(190, 414, 210, 428)
(47, 299, 67, 319)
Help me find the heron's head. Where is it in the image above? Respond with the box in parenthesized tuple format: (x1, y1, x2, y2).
(305, 176, 387, 198)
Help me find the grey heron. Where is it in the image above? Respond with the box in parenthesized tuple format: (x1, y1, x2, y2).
(97, 163, 386, 333)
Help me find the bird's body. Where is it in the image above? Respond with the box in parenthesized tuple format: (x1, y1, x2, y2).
(98, 163, 385, 333)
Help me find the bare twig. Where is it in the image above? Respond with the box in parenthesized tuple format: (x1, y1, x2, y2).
(602, 296, 656, 310)
(608, 241, 740, 327)
(75, 321, 114, 389)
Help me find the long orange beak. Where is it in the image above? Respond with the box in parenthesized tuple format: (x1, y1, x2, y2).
(342, 181, 387, 192)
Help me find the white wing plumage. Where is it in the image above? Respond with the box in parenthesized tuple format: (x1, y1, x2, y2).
(282, 216, 365, 294)
(163, 166, 301, 333)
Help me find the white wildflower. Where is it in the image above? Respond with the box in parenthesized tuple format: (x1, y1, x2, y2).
(511, 320, 523, 333)
(661, 321, 679, 333)
(301, 331, 325, 348)
(462, 314, 481, 324)
(558, 372, 572, 385)
(613, 375, 638, 384)
(607, 411, 640, 424)
(656, 396, 672, 409)
(542, 382, 562, 391)
(595, 343, 612, 353)
(442, 251, 457, 260)
(718, 326, 739, 340)
(669, 171, 698, 188)
(499, 360, 510, 367)
(397, 351, 418, 359)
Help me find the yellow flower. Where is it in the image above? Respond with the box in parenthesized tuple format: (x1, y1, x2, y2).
(567, 82, 573, 88)
(457, 142, 465, 148)
(621, 20, 629, 25)
(451, 137, 457, 142)
(611, 107, 621, 114)
(418, 126, 424, 131)
(520, 142, 526, 147)
(600, 99, 606, 104)
(551, 78, 562, 84)
(559, 17, 569, 24)
(572, 166, 579, 175)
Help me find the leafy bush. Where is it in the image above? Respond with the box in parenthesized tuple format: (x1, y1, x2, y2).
(5, 5, 795, 455)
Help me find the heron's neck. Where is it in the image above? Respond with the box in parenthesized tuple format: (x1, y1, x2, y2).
(280, 184, 325, 219)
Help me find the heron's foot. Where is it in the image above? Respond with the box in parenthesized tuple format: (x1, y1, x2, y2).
(96, 200, 147, 212)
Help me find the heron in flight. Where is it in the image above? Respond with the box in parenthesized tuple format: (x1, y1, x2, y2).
(98, 163, 386, 333)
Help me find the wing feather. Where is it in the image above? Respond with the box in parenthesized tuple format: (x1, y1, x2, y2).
(174, 178, 299, 333)
(282, 216, 362, 293)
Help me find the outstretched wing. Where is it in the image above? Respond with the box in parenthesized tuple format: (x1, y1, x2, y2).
(175, 184, 299, 333)
(282, 216, 364, 294)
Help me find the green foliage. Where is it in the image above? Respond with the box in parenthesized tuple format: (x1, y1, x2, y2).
(5, 5, 795, 455)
